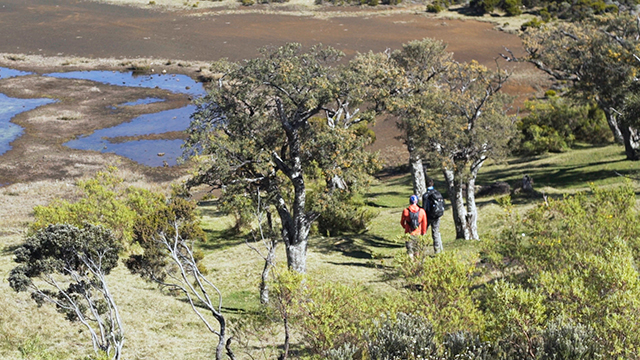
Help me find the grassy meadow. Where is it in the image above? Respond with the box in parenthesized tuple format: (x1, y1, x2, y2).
(0, 144, 639, 359)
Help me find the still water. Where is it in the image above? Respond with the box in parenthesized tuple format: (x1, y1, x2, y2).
(0, 93, 56, 156)
(0, 67, 206, 167)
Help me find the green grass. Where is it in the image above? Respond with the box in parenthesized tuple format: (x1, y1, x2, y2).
(479, 144, 640, 192)
(1, 143, 639, 359)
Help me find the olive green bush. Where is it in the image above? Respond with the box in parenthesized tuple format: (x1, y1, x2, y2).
(299, 282, 401, 354)
(30, 167, 165, 249)
(483, 184, 640, 358)
(396, 243, 485, 337)
(515, 94, 611, 155)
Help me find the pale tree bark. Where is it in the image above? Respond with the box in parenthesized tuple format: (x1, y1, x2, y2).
(272, 104, 318, 274)
(408, 141, 427, 198)
(621, 125, 640, 160)
(465, 158, 485, 240)
(603, 107, 625, 144)
(155, 224, 234, 360)
(247, 195, 278, 305)
(443, 168, 471, 240)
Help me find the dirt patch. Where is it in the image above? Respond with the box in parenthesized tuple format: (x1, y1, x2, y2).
(0, 0, 546, 187)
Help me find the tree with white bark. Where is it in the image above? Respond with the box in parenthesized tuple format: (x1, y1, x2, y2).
(184, 43, 386, 273)
(395, 60, 514, 240)
(126, 197, 233, 360)
(389, 38, 454, 197)
(9, 223, 124, 360)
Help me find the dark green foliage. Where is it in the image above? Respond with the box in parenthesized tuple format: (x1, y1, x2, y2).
(9, 223, 124, 359)
(516, 94, 611, 155)
(366, 313, 437, 360)
(310, 190, 378, 236)
(469, 0, 500, 14)
(426, 1, 445, 12)
(10, 223, 120, 294)
(502, 0, 521, 15)
(469, 0, 523, 15)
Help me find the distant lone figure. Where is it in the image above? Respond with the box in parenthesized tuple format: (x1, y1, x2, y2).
(422, 178, 445, 254)
(401, 195, 427, 256)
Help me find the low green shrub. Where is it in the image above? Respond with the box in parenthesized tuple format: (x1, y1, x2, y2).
(396, 247, 485, 336)
(515, 94, 611, 155)
(426, 2, 445, 12)
(367, 313, 437, 360)
(483, 184, 640, 358)
(30, 166, 165, 250)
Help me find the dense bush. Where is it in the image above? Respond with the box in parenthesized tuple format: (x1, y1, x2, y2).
(426, 2, 445, 12)
(30, 167, 165, 249)
(515, 93, 611, 155)
(293, 280, 402, 354)
(396, 241, 485, 336)
(469, 0, 522, 15)
(483, 184, 640, 357)
(366, 312, 437, 360)
(311, 190, 379, 236)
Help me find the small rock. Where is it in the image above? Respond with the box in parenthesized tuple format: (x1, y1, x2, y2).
(157, 152, 165, 157)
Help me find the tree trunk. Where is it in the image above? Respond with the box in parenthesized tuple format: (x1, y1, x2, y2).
(259, 239, 277, 304)
(443, 168, 470, 240)
(466, 159, 484, 240)
(215, 316, 227, 360)
(603, 107, 625, 144)
(285, 238, 308, 274)
(408, 143, 427, 198)
(273, 122, 315, 274)
(621, 125, 640, 161)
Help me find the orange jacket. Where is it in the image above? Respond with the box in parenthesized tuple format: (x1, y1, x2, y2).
(401, 204, 427, 235)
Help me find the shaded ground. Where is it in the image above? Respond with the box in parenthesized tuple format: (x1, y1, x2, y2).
(0, 0, 544, 187)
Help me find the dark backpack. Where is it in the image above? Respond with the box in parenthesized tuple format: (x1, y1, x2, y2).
(424, 190, 445, 219)
(408, 209, 420, 230)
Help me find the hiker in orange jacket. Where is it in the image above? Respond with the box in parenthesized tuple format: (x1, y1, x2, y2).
(400, 195, 427, 236)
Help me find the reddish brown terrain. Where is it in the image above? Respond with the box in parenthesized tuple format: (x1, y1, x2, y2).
(0, 0, 542, 186)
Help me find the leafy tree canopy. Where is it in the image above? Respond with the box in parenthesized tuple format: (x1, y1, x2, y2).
(184, 43, 388, 272)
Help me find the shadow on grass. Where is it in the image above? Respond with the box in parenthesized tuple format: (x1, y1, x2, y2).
(311, 234, 403, 260)
(479, 158, 629, 189)
(171, 297, 260, 315)
(1, 243, 21, 256)
(198, 228, 246, 251)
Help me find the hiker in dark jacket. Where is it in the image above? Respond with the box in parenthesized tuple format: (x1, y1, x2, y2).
(422, 179, 444, 254)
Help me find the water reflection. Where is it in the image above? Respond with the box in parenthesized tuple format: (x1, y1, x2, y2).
(1, 68, 207, 167)
(0, 67, 32, 80)
(44, 71, 206, 97)
(64, 105, 196, 167)
(119, 97, 165, 106)
(0, 94, 56, 155)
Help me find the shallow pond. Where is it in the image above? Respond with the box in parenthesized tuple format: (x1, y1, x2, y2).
(0, 68, 206, 167)
(118, 97, 165, 107)
(65, 105, 197, 167)
(0, 67, 32, 80)
(44, 70, 207, 97)
(0, 93, 56, 156)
